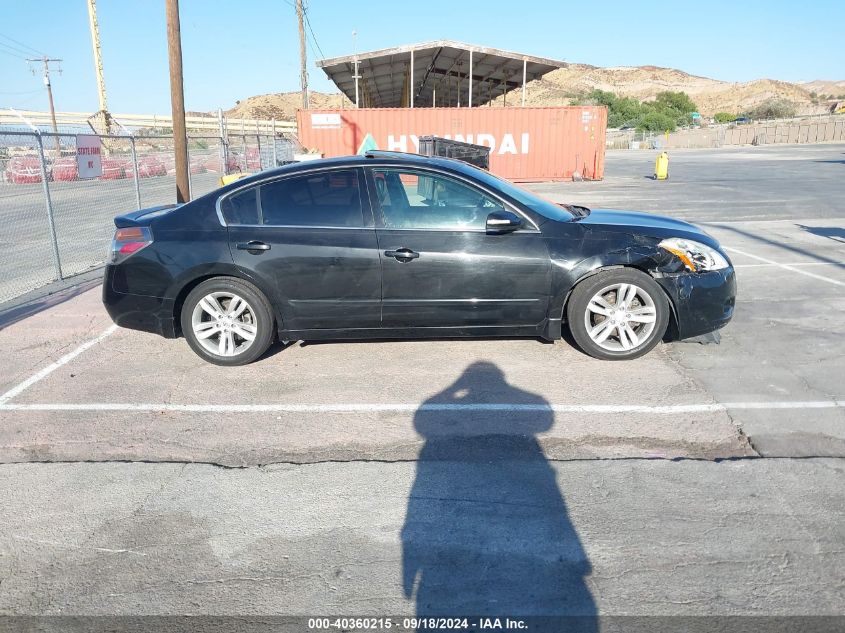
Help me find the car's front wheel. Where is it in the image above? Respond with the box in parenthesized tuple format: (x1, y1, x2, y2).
(567, 269, 670, 360)
(181, 277, 274, 366)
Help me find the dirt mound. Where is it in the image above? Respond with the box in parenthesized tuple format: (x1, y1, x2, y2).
(225, 91, 352, 121)
(800, 80, 845, 97)
(220, 65, 840, 120)
(526, 64, 832, 116)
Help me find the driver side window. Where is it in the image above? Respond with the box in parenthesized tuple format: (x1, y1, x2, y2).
(371, 168, 504, 230)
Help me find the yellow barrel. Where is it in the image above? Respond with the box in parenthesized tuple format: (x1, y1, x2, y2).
(654, 152, 669, 180)
(218, 172, 250, 187)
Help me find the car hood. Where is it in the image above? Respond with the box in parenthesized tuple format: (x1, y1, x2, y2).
(573, 208, 718, 247)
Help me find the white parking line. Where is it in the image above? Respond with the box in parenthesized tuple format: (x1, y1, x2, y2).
(0, 400, 842, 414)
(0, 324, 118, 405)
(703, 218, 843, 226)
(733, 262, 842, 269)
(723, 246, 845, 287)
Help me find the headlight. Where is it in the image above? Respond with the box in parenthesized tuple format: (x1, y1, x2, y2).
(658, 237, 730, 272)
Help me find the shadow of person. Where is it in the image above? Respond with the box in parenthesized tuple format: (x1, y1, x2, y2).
(402, 362, 597, 625)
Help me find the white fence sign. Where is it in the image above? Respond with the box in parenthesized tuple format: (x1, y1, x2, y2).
(76, 135, 102, 179)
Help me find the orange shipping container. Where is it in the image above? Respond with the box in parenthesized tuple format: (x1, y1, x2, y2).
(296, 106, 607, 182)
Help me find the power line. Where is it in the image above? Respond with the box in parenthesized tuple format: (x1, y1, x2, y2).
(302, 2, 326, 60)
(303, 15, 325, 59)
(301, 14, 320, 62)
(4, 93, 42, 109)
(304, 32, 319, 61)
(0, 42, 29, 60)
(0, 32, 44, 57)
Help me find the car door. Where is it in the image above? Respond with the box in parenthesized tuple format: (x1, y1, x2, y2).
(366, 166, 551, 329)
(223, 167, 381, 331)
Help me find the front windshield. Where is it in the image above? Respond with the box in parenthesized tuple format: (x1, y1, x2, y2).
(467, 167, 576, 222)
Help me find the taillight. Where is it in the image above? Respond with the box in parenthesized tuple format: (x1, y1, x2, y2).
(109, 226, 153, 264)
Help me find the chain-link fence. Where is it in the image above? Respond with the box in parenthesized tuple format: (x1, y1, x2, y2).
(0, 132, 61, 301)
(0, 129, 298, 305)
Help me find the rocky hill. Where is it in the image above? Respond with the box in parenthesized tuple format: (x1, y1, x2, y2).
(526, 64, 833, 116)
(799, 79, 845, 97)
(224, 64, 841, 121)
(226, 91, 351, 121)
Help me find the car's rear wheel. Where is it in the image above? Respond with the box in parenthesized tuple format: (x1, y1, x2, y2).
(181, 277, 274, 366)
(567, 269, 669, 360)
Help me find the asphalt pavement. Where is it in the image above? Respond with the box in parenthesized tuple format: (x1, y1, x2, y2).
(0, 143, 843, 623)
(0, 171, 220, 303)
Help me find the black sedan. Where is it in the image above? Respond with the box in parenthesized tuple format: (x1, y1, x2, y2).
(103, 151, 735, 365)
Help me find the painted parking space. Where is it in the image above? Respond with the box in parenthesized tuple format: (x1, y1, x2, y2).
(1, 144, 844, 618)
(0, 218, 842, 465)
(1, 145, 843, 471)
(0, 286, 753, 463)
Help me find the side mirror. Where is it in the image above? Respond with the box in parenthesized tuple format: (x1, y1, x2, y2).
(486, 210, 522, 234)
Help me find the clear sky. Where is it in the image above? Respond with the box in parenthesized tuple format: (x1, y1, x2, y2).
(1, 0, 842, 115)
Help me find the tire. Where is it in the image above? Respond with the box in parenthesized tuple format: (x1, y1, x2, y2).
(566, 268, 670, 361)
(181, 277, 274, 366)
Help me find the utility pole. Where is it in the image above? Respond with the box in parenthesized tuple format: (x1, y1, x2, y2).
(296, 0, 309, 110)
(165, 0, 189, 202)
(86, 0, 112, 134)
(28, 56, 62, 154)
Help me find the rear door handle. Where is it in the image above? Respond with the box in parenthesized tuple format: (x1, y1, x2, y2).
(385, 248, 419, 262)
(237, 241, 271, 251)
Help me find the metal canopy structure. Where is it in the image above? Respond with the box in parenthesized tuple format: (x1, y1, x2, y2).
(316, 40, 567, 108)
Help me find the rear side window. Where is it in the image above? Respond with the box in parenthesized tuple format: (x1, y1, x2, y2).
(219, 169, 364, 227)
(220, 187, 259, 225)
(260, 169, 363, 227)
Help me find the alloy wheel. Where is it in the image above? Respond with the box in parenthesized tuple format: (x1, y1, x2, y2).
(190, 291, 258, 357)
(583, 282, 658, 352)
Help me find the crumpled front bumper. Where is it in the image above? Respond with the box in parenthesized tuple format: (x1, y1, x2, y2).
(655, 267, 736, 340)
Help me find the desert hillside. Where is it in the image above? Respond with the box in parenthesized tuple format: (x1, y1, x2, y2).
(799, 79, 845, 96)
(224, 64, 841, 121)
(226, 91, 352, 121)
(527, 64, 834, 116)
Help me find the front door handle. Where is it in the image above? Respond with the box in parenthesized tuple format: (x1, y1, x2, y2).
(237, 241, 271, 252)
(385, 248, 419, 262)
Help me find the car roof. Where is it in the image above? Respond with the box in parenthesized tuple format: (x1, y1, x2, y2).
(224, 152, 475, 190)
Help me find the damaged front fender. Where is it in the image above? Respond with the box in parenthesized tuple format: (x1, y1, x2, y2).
(654, 268, 737, 340)
(544, 225, 734, 341)
(546, 228, 683, 323)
